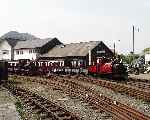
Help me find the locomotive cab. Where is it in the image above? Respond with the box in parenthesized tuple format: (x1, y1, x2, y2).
(112, 62, 128, 80)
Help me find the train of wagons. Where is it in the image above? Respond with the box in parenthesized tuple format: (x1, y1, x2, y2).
(8, 57, 128, 80)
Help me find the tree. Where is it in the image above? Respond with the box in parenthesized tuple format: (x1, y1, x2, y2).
(120, 53, 139, 64)
(143, 47, 150, 53)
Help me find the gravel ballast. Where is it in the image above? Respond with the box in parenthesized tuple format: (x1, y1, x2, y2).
(9, 75, 150, 119)
(73, 77, 150, 117)
(21, 82, 113, 120)
(0, 86, 20, 120)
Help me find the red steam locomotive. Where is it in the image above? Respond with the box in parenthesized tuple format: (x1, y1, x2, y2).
(88, 57, 128, 80)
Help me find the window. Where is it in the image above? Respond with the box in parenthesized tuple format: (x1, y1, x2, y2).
(33, 49, 35, 53)
(16, 50, 23, 55)
(29, 49, 32, 53)
(20, 51, 23, 54)
(35, 49, 40, 53)
(29, 49, 37, 53)
(2, 50, 9, 54)
(16, 51, 19, 55)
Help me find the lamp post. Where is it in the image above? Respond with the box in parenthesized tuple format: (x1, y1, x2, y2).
(88, 46, 91, 66)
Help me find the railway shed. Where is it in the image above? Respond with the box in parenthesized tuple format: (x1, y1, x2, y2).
(39, 41, 113, 68)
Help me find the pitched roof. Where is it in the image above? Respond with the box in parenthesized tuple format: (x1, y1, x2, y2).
(0, 38, 22, 47)
(7, 39, 20, 47)
(42, 41, 101, 57)
(14, 38, 54, 49)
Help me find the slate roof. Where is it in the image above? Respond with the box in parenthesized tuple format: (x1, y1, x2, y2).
(14, 38, 54, 49)
(42, 41, 101, 57)
(0, 38, 22, 47)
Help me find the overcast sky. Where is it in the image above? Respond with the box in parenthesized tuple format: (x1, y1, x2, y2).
(0, 0, 150, 54)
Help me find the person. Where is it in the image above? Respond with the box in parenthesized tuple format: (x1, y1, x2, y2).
(134, 64, 139, 75)
(12, 63, 15, 74)
(41, 62, 47, 76)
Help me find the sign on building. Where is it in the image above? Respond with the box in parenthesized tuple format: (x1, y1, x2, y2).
(97, 50, 105, 54)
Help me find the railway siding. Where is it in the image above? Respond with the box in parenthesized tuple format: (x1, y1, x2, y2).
(9, 75, 150, 120)
(4, 84, 81, 120)
(8, 76, 113, 120)
(77, 76, 150, 102)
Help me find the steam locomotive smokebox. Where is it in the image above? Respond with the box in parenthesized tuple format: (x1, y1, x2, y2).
(0, 61, 8, 81)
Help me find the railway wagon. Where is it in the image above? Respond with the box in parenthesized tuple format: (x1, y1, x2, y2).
(0, 61, 8, 82)
(8, 57, 128, 80)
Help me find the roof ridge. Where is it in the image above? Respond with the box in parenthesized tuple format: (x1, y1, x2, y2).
(64, 41, 101, 45)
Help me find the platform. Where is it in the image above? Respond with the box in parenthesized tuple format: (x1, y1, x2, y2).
(129, 74, 150, 81)
(0, 86, 20, 120)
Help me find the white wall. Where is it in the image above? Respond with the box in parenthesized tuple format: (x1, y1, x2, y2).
(145, 54, 150, 64)
(0, 41, 12, 60)
(14, 49, 39, 60)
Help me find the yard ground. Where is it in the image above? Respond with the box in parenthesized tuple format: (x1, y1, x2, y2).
(129, 73, 150, 80)
(0, 86, 20, 120)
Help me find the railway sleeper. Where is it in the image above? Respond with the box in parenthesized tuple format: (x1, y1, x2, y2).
(9, 76, 149, 120)
(25, 101, 35, 106)
(39, 112, 48, 118)
(55, 112, 72, 119)
(29, 104, 57, 120)
(33, 108, 44, 113)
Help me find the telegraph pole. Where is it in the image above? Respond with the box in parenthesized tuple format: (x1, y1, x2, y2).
(114, 42, 115, 57)
(133, 25, 135, 54)
(132, 25, 139, 54)
(132, 25, 139, 64)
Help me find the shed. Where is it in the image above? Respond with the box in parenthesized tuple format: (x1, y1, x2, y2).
(40, 41, 113, 67)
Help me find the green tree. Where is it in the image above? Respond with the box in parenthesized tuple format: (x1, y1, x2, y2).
(143, 47, 150, 53)
(120, 53, 139, 64)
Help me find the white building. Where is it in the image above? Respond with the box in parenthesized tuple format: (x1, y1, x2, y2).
(0, 39, 19, 60)
(14, 38, 61, 60)
(0, 40, 11, 60)
(145, 53, 150, 64)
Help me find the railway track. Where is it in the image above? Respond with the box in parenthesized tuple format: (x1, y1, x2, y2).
(126, 77, 150, 92)
(9, 73, 150, 101)
(3, 83, 81, 120)
(9, 75, 150, 120)
(73, 75, 150, 102)
(126, 81, 150, 92)
(9, 74, 150, 101)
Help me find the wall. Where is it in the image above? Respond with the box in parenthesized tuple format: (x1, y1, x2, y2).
(0, 41, 12, 60)
(14, 49, 39, 60)
(145, 54, 150, 64)
(86, 42, 114, 66)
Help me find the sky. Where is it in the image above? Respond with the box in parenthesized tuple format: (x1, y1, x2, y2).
(0, 0, 150, 54)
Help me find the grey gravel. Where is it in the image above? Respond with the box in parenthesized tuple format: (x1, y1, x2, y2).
(74, 77, 150, 117)
(11, 75, 150, 119)
(18, 80, 113, 120)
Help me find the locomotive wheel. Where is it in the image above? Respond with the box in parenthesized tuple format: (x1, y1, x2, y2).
(134, 70, 139, 75)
